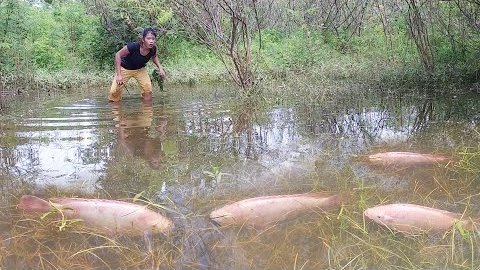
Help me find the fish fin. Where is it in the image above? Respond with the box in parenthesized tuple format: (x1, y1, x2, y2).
(210, 218, 222, 227)
(382, 215, 394, 222)
(18, 195, 53, 212)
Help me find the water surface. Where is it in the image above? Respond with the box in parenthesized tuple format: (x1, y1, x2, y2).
(0, 86, 479, 269)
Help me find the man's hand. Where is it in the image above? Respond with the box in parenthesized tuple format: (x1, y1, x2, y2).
(157, 68, 166, 80)
(116, 74, 125, 85)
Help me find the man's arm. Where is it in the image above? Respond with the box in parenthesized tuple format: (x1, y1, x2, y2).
(152, 55, 166, 79)
(115, 46, 130, 85)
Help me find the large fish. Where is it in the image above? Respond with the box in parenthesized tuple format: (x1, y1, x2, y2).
(210, 193, 343, 229)
(364, 203, 475, 235)
(368, 152, 451, 167)
(18, 195, 173, 235)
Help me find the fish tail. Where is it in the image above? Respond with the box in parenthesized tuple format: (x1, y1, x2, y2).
(18, 195, 53, 212)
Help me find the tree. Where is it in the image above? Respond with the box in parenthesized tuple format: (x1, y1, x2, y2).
(90, 0, 172, 43)
(403, 0, 435, 77)
(169, 0, 268, 91)
(88, 0, 173, 66)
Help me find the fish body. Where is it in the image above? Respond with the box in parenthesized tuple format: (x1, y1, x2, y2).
(364, 203, 473, 235)
(18, 195, 173, 235)
(368, 152, 450, 167)
(210, 193, 342, 228)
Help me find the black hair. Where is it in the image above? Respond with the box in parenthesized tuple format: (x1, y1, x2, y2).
(142, 27, 157, 38)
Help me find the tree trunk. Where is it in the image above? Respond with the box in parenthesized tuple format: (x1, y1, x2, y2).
(405, 0, 435, 77)
(169, 0, 262, 91)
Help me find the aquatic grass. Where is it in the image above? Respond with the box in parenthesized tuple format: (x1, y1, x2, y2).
(456, 147, 480, 174)
(204, 158, 480, 269)
(203, 166, 231, 185)
(7, 182, 480, 269)
(1, 209, 183, 269)
(40, 202, 83, 232)
(130, 191, 183, 217)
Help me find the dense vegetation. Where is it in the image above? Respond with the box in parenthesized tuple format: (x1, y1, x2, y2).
(0, 0, 479, 95)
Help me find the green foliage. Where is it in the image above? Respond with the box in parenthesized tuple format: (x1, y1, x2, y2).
(203, 166, 231, 185)
(257, 28, 342, 77)
(0, 1, 30, 72)
(87, 0, 173, 67)
(426, 2, 480, 84)
(0, 1, 105, 71)
(456, 147, 480, 174)
(0, 0, 479, 91)
(52, 1, 103, 68)
(162, 37, 225, 84)
(28, 7, 67, 69)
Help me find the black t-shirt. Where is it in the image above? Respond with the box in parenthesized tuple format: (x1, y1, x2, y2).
(121, 42, 156, 70)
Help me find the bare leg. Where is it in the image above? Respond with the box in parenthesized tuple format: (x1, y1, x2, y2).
(143, 91, 152, 102)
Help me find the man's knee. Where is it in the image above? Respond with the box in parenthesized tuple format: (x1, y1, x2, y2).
(108, 81, 123, 102)
(142, 83, 153, 93)
(108, 91, 122, 102)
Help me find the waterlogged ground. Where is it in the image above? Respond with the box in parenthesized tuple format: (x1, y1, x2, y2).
(0, 85, 479, 269)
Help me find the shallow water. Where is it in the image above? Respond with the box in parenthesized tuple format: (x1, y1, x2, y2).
(0, 86, 479, 269)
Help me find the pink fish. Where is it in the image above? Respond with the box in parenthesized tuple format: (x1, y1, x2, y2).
(368, 152, 451, 167)
(210, 193, 343, 229)
(364, 203, 475, 235)
(18, 195, 173, 235)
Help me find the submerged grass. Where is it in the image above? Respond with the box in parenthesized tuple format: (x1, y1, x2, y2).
(202, 157, 480, 269)
(2, 158, 480, 269)
(456, 146, 480, 174)
(2, 211, 181, 269)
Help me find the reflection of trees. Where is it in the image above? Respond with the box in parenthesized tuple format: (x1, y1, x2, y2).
(0, 141, 40, 178)
(411, 93, 479, 133)
(0, 141, 40, 196)
(296, 98, 395, 146)
(412, 99, 434, 132)
(296, 92, 479, 146)
(175, 98, 264, 160)
(139, 92, 478, 166)
(232, 100, 256, 159)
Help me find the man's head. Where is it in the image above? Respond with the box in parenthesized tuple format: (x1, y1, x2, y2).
(142, 27, 157, 38)
(141, 27, 157, 49)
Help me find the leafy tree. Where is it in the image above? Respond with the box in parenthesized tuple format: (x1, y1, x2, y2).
(169, 0, 266, 91)
(89, 0, 173, 67)
(0, 1, 29, 72)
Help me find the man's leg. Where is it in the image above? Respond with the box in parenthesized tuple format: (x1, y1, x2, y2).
(108, 68, 134, 102)
(134, 68, 153, 101)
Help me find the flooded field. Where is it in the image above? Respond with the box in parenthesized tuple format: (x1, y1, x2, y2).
(0, 85, 479, 269)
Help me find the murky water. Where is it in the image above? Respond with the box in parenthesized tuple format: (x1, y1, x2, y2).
(0, 86, 479, 269)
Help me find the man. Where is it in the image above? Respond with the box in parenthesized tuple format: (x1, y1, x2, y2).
(108, 27, 166, 102)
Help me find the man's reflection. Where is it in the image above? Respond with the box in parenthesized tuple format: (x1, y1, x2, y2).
(112, 101, 167, 169)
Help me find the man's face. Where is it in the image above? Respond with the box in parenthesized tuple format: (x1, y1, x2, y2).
(144, 32, 156, 48)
